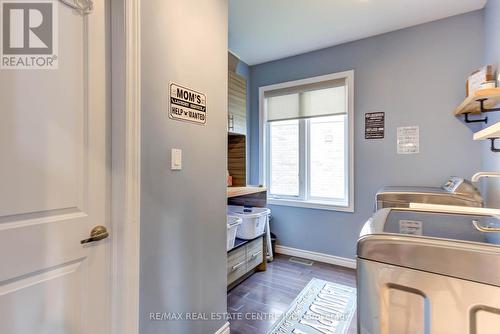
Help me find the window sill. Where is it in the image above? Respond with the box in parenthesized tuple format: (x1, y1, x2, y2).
(267, 198, 354, 212)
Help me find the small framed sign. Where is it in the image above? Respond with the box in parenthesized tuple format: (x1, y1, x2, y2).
(169, 83, 207, 125)
(397, 126, 419, 154)
(365, 112, 385, 139)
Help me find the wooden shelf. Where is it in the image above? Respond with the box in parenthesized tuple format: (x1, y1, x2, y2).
(228, 135, 246, 187)
(473, 122, 500, 140)
(227, 186, 266, 198)
(454, 88, 500, 115)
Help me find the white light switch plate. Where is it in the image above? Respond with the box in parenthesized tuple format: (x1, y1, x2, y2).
(171, 148, 182, 170)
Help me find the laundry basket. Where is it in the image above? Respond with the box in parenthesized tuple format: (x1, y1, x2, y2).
(227, 215, 242, 250)
(228, 206, 271, 240)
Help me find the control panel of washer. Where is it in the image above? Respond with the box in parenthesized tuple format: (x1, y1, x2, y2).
(442, 176, 478, 195)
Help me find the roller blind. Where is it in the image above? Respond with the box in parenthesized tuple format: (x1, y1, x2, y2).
(265, 78, 347, 122)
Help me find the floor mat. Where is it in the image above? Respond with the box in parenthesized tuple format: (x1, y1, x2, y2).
(267, 278, 356, 334)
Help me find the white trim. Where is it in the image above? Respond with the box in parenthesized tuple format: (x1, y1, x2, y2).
(275, 245, 357, 269)
(259, 71, 355, 212)
(268, 198, 352, 212)
(214, 322, 231, 334)
(258, 86, 266, 185)
(110, 0, 141, 333)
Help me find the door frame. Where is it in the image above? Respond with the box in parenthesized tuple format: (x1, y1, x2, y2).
(110, 0, 141, 333)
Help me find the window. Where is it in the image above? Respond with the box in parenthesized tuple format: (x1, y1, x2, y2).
(260, 71, 354, 211)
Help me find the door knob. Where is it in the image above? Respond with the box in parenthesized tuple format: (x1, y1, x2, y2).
(81, 225, 109, 244)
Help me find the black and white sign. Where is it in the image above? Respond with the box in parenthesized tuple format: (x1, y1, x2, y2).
(169, 83, 207, 125)
(397, 126, 419, 154)
(365, 112, 385, 139)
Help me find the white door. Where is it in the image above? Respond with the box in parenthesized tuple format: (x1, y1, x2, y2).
(0, 0, 110, 333)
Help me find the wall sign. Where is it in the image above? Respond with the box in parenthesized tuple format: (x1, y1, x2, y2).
(169, 83, 207, 125)
(397, 126, 419, 154)
(365, 112, 385, 139)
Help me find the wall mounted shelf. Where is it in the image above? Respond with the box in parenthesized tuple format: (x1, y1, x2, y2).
(227, 186, 266, 198)
(473, 122, 500, 152)
(473, 122, 500, 140)
(454, 88, 500, 124)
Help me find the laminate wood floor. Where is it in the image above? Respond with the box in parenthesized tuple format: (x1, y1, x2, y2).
(227, 254, 357, 334)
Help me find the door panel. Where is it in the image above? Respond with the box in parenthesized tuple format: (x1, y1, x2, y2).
(0, 7, 85, 218)
(0, 0, 109, 333)
(0, 261, 83, 334)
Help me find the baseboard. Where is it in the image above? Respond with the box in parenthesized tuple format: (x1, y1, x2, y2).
(275, 245, 357, 269)
(214, 321, 230, 334)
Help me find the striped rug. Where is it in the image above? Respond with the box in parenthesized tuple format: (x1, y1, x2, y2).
(267, 278, 356, 334)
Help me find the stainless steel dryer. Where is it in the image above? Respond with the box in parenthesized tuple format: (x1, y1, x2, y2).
(357, 208, 500, 334)
(375, 176, 483, 210)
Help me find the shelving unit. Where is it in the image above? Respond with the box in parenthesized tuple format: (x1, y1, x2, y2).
(454, 88, 500, 124)
(226, 187, 268, 290)
(227, 133, 246, 187)
(473, 122, 500, 152)
(454, 88, 500, 152)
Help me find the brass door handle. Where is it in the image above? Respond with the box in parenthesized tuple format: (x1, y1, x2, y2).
(472, 220, 500, 233)
(81, 225, 109, 244)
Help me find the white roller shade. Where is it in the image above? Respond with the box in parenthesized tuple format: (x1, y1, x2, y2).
(266, 79, 346, 122)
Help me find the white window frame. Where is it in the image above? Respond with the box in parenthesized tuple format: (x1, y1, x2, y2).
(259, 70, 354, 212)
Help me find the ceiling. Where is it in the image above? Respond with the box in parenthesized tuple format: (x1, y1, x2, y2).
(229, 0, 487, 65)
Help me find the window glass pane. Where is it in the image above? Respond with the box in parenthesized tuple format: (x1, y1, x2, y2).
(270, 119, 299, 197)
(309, 115, 346, 200)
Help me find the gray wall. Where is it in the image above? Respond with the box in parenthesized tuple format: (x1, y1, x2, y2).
(482, 0, 500, 207)
(139, 0, 228, 333)
(248, 11, 485, 259)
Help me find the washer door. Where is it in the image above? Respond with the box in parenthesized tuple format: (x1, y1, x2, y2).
(358, 259, 500, 334)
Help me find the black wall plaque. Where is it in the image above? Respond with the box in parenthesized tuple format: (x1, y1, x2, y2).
(365, 112, 385, 139)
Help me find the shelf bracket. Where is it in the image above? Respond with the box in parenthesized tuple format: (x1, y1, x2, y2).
(464, 112, 488, 124)
(490, 138, 500, 153)
(479, 98, 500, 113)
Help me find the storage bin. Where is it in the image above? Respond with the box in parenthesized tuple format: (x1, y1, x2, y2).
(228, 206, 271, 240)
(227, 215, 242, 250)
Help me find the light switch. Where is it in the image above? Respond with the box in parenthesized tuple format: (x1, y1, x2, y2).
(171, 148, 182, 170)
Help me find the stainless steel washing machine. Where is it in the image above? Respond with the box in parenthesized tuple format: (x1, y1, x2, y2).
(375, 176, 483, 211)
(357, 208, 500, 333)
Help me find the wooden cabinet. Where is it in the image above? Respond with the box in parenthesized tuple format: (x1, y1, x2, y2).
(227, 236, 264, 286)
(246, 238, 264, 270)
(228, 71, 247, 135)
(226, 189, 268, 289)
(227, 52, 248, 185)
(227, 245, 248, 285)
